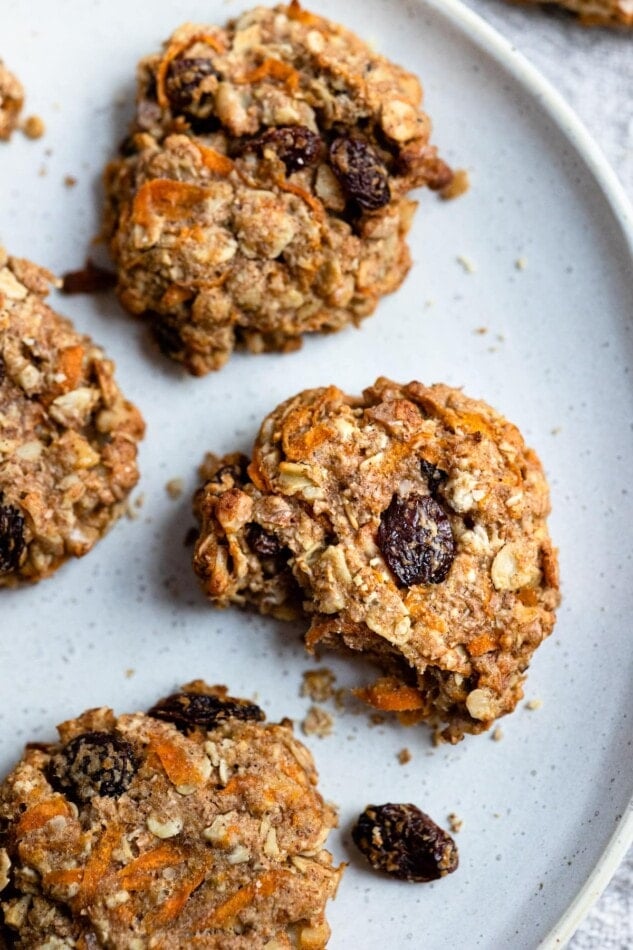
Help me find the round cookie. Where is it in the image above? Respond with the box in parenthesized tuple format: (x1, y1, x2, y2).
(104, 1, 453, 375)
(0, 681, 341, 948)
(0, 252, 144, 586)
(193, 379, 560, 742)
(0, 61, 23, 141)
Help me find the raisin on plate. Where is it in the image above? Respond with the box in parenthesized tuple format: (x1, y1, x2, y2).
(352, 803, 458, 882)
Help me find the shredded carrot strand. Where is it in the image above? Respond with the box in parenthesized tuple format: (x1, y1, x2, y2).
(74, 823, 121, 908)
(149, 738, 204, 788)
(148, 862, 209, 927)
(17, 798, 72, 837)
(287, 0, 320, 25)
(236, 58, 300, 93)
(276, 177, 325, 220)
(195, 869, 285, 931)
(468, 633, 497, 657)
(354, 677, 425, 712)
(118, 842, 184, 880)
(43, 867, 84, 887)
(197, 144, 234, 176)
(58, 345, 85, 392)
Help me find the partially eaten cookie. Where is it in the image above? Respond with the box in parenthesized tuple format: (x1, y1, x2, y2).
(193, 379, 560, 742)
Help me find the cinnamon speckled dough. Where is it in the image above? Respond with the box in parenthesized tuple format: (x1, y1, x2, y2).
(103, 2, 453, 375)
(0, 681, 341, 949)
(509, 0, 632, 26)
(193, 379, 560, 743)
(0, 61, 24, 140)
(0, 252, 144, 585)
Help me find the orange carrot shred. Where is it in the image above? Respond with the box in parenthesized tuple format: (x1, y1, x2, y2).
(118, 842, 184, 880)
(354, 677, 425, 712)
(149, 738, 203, 788)
(17, 797, 73, 837)
(197, 144, 234, 176)
(148, 862, 209, 928)
(195, 869, 285, 931)
(287, 0, 320, 25)
(276, 177, 325, 220)
(74, 823, 121, 908)
(43, 868, 84, 887)
(132, 180, 211, 229)
(468, 633, 497, 657)
(236, 58, 300, 93)
(58, 345, 85, 392)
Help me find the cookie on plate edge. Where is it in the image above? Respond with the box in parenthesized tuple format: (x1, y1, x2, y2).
(0, 681, 341, 948)
(0, 252, 144, 586)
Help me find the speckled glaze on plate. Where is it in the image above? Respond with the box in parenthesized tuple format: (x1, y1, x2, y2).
(1, 1, 632, 948)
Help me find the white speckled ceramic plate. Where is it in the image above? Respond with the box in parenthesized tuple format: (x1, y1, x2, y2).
(2, 0, 632, 947)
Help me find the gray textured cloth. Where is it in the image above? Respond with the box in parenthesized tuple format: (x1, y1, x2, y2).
(462, 1, 632, 946)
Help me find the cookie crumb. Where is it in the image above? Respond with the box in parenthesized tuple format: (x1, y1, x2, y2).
(370, 713, 386, 726)
(64, 175, 77, 188)
(165, 478, 184, 500)
(397, 747, 412, 765)
(474, 326, 488, 335)
(301, 706, 334, 738)
(440, 168, 469, 201)
(551, 426, 562, 436)
(515, 257, 527, 271)
(491, 726, 504, 742)
(301, 668, 336, 702)
(457, 254, 476, 274)
(124, 668, 135, 678)
(22, 115, 45, 139)
(526, 698, 542, 711)
(447, 812, 464, 834)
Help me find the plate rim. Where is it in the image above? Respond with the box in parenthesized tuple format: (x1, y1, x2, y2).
(418, 0, 633, 944)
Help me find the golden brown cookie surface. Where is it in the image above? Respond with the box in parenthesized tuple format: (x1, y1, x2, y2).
(0, 252, 144, 586)
(104, 2, 453, 375)
(0, 682, 341, 948)
(193, 379, 560, 742)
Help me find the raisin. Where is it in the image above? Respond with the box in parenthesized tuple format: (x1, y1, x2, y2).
(148, 691, 265, 733)
(0, 499, 25, 575)
(377, 493, 454, 587)
(246, 126, 322, 174)
(420, 459, 448, 497)
(209, 457, 249, 487)
(329, 136, 390, 211)
(0, 355, 5, 383)
(245, 523, 284, 558)
(48, 732, 137, 803)
(352, 803, 458, 882)
(152, 320, 184, 358)
(165, 58, 217, 116)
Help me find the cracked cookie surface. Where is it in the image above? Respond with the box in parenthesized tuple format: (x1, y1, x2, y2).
(0, 681, 341, 948)
(103, 2, 453, 375)
(0, 252, 144, 586)
(193, 379, 560, 742)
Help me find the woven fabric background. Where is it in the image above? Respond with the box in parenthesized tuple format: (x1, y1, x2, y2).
(464, 2, 632, 946)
